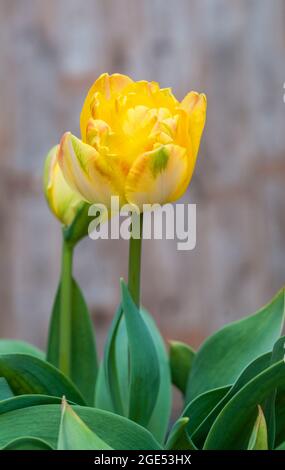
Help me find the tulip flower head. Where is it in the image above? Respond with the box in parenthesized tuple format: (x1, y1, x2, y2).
(43, 145, 86, 226)
(58, 73, 207, 211)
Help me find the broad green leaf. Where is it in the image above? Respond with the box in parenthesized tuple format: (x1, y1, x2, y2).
(58, 399, 112, 450)
(204, 360, 285, 449)
(0, 395, 64, 415)
(0, 404, 162, 450)
(114, 310, 131, 416)
(169, 341, 195, 394)
(183, 385, 231, 446)
(275, 390, 285, 448)
(2, 437, 52, 450)
(165, 417, 196, 450)
(103, 304, 124, 414)
(0, 340, 44, 360)
(143, 310, 171, 443)
(0, 354, 85, 405)
(0, 378, 13, 401)
(186, 288, 285, 403)
(191, 352, 271, 447)
(264, 336, 285, 449)
(95, 302, 172, 442)
(96, 308, 171, 443)
(247, 406, 268, 450)
(120, 281, 160, 427)
(47, 278, 98, 406)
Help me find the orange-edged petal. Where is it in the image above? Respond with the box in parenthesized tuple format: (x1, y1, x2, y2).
(80, 73, 133, 141)
(180, 92, 207, 159)
(125, 144, 193, 210)
(58, 132, 125, 207)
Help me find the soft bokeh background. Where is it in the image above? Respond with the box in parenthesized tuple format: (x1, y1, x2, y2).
(1, 0, 285, 359)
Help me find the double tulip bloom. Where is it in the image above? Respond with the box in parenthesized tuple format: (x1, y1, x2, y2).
(45, 73, 207, 221)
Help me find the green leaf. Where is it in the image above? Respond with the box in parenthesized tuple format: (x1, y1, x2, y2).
(165, 417, 196, 450)
(0, 378, 13, 401)
(0, 354, 85, 405)
(2, 437, 52, 450)
(169, 341, 195, 394)
(204, 359, 285, 449)
(183, 385, 231, 446)
(58, 398, 112, 450)
(191, 352, 271, 447)
(103, 304, 124, 414)
(95, 309, 172, 443)
(247, 406, 268, 450)
(0, 395, 64, 415)
(275, 389, 285, 448)
(186, 288, 285, 403)
(0, 404, 162, 450)
(0, 340, 44, 360)
(120, 280, 160, 427)
(47, 278, 98, 405)
(142, 310, 171, 443)
(263, 336, 285, 449)
(276, 441, 285, 450)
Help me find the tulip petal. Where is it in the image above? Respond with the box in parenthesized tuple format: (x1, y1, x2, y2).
(58, 132, 125, 207)
(80, 73, 133, 141)
(125, 144, 192, 209)
(118, 81, 178, 113)
(180, 92, 207, 159)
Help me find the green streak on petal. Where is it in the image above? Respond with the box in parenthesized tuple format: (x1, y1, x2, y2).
(150, 147, 169, 178)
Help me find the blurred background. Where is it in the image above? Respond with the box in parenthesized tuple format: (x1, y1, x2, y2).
(0, 0, 285, 359)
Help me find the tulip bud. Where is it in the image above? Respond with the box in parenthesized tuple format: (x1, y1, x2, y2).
(43, 145, 87, 230)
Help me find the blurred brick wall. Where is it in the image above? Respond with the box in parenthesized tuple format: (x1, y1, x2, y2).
(0, 0, 285, 356)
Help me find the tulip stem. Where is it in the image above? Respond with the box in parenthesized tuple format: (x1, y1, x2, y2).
(59, 236, 74, 377)
(128, 213, 143, 308)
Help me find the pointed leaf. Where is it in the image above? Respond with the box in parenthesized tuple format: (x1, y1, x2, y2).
(96, 308, 171, 443)
(186, 288, 285, 402)
(165, 417, 196, 450)
(58, 399, 112, 450)
(248, 406, 268, 450)
(0, 404, 162, 450)
(121, 281, 160, 427)
(47, 278, 98, 405)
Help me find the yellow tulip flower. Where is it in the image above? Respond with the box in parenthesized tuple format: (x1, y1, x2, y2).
(43, 145, 85, 226)
(58, 73, 207, 210)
